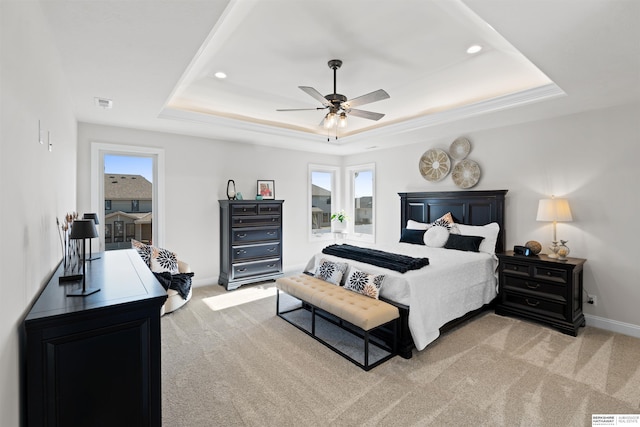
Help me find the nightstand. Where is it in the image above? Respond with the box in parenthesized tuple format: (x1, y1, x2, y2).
(496, 251, 586, 336)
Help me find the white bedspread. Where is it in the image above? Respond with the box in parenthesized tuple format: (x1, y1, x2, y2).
(304, 243, 498, 351)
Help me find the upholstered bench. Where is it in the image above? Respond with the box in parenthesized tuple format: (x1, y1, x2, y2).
(276, 274, 399, 370)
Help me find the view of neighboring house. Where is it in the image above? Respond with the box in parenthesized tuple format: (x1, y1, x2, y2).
(311, 184, 331, 233)
(104, 174, 152, 249)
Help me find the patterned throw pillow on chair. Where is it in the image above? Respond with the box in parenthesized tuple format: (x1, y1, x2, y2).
(132, 239, 152, 266)
(132, 239, 179, 274)
(344, 267, 385, 299)
(150, 246, 179, 274)
(314, 258, 348, 285)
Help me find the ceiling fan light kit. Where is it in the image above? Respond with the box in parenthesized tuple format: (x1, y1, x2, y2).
(277, 59, 389, 135)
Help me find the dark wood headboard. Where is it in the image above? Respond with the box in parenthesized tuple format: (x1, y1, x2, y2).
(398, 190, 508, 253)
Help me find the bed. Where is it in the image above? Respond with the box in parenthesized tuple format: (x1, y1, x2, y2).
(305, 190, 507, 358)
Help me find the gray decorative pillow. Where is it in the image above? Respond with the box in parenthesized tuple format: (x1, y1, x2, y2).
(423, 225, 450, 247)
(314, 258, 348, 285)
(344, 267, 385, 299)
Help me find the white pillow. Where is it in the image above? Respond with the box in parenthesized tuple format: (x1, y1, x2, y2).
(456, 222, 500, 254)
(407, 219, 431, 230)
(423, 226, 450, 247)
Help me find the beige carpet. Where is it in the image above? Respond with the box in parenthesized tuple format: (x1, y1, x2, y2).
(161, 282, 640, 426)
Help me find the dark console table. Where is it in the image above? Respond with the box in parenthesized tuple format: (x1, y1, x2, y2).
(23, 249, 167, 427)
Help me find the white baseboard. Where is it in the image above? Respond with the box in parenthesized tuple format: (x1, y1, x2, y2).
(585, 314, 640, 339)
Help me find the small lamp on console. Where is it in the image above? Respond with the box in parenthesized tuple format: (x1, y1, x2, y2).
(82, 212, 100, 261)
(536, 196, 573, 259)
(67, 219, 100, 297)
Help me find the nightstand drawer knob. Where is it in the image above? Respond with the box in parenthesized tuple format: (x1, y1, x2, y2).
(546, 272, 552, 276)
(511, 266, 519, 271)
(525, 298, 540, 307)
(525, 282, 540, 289)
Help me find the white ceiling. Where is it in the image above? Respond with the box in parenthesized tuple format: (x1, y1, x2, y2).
(40, 0, 640, 155)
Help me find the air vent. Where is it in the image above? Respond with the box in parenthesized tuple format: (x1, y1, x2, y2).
(94, 97, 113, 109)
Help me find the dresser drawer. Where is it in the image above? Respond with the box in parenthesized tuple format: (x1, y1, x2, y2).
(503, 276, 566, 298)
(533, 266, 568, 283)
(231, 227, 280, 244)
(232, 258, 281, 279)
(258, 204, 281, 215)
(232, 215, 280, 228)
(232, 204, 258, 215)
(232, 242, 280, 262)
(501, 291, 565, 320)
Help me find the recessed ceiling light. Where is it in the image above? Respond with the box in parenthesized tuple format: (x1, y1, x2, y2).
(214, 71, 227, 79)
(466, 45, 483, 54)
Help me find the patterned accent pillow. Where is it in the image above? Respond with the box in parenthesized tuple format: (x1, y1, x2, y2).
(433, 212, 460, 234)
(132, 239, 152, 267)
(344, 268, 385, 299)
(314, 258, 348, 285)
(150, 246, 179, 274)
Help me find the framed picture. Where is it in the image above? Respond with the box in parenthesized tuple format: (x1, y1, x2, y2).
(257, 180, 275, 199)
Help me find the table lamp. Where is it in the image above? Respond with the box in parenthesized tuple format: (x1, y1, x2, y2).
(67, 219, 100, 297)
(83, 213, 101, 261)
(536, 196, 573, 259)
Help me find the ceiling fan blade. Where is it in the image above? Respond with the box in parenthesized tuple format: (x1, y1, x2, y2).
(299, 86, 331, 107)
(276, 107, 326, 111)
(343, 89, 390, 109)
(347, 109, 385, 121)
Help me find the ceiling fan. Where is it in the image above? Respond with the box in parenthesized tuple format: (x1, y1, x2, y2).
(277, 59, 390, 130)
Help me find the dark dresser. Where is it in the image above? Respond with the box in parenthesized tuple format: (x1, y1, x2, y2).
(219, 199, 284, 290)
(496, 251, 586, 336)
(23, 249, 167, 427)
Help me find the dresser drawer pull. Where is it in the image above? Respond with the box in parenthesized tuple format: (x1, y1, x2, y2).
(267, 264, 276, 268)
(546, 272, 552, 276)
(236, 268, 248, 273)
(243, 208, 247, 212)
(525, 281, 540, 289)
(511, 266, 519, 271)
(236, 250, 246, 255)
(525, 298, 540, 307)
(271, 218, 277, 222)
(267, 247, 276, 252)
(236, 233, 247, 238)
(267, 231, 276, 236)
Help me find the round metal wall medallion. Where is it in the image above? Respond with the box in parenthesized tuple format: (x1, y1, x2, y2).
(419, 149, 451, 182)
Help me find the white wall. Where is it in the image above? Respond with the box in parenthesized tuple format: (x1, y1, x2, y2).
(76, 123, 342, 286)
(0, 2, 78, 426)
(345, 102, 640, 333)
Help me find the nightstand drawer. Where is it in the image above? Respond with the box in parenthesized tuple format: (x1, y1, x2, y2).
(501, 292, 565, 320)
(533, 266, 568, 283)
(503, 276, 566, 298)
(501, 260, 531, 277)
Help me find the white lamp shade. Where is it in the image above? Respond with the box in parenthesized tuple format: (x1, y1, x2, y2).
(536, 198, 573, 222)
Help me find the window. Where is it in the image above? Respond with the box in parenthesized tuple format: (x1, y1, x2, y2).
(91, 143, 165, 251)
(309, 164, 340, 241)
(346, 163, 375, 243)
